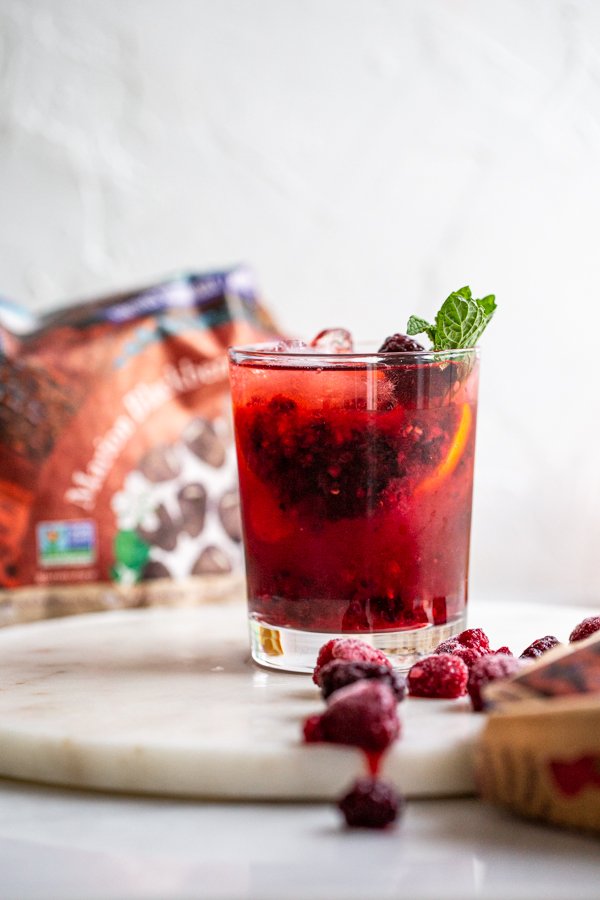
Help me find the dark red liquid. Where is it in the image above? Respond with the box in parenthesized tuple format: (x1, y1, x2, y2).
(229, 355, 478, 634)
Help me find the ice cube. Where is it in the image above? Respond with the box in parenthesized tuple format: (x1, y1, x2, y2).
(309, 328, 354, 353)
(274, 339, 309, 351)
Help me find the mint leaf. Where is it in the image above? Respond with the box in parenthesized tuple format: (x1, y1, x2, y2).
(407, 315, 436, 343)
(454, 286, 472, 301)
(478, 294, 497, 316)
(407, 286, 496, 350)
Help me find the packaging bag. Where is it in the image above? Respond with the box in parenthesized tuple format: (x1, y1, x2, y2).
(0, 266, 277, 624)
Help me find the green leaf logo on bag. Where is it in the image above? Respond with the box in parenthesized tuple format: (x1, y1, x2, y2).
(111, 530, 150, 584)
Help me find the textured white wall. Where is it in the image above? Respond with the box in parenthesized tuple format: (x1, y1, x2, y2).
(2, 0, 600, 604)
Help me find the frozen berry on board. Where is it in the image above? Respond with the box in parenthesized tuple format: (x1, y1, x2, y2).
(569, 616, 600, 643)
(304, 680, 400, 753)
(299, 602, 600, 834)
(407, 654, 469, 699)
(313, 638, 393, 686)
(318, 660, 407, 702)
(520, 635, 560, 660)
(467, 654, 523, 712)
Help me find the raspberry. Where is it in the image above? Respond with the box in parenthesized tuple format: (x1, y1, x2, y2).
(378, 334, 425, 353)
(494, 646, 513, 656)
(305, 681, 400, 752)
(569, 616, 600, 643)
(467, 654, 522, 712)
(407, 654, 468, 699)
(435, 628, 491, 670)
(313, 638, 392, 685)
(520, 635, 560, 660)
(433, 641, 479, 669)
(457, 628, 490, 649)
(338, 777, 403, 829)
(436, 628, 490, 652)
(302, 715, 325, 743)
(319, 660, 407, 702)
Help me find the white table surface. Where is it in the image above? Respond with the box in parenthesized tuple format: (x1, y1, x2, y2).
(1, 592, 599, 899)
(0, 777, 599, 900)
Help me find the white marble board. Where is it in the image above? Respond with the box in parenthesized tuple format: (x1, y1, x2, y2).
(0, 599, 591, 800)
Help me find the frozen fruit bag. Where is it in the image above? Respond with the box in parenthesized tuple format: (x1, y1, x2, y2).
(0, 266, 278, 624)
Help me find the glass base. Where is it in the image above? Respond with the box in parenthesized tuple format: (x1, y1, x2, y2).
(249, 612, 467, 674)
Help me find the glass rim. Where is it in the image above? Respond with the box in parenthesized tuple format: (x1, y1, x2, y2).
(228, 341, 480, 365)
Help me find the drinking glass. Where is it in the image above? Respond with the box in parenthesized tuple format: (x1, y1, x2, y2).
(228, 342, 479, 672)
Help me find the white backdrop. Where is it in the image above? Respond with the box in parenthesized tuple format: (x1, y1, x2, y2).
(2, 0, 600, 605)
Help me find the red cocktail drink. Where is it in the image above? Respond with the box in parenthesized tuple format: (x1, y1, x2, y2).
(229, 343, 479, 671)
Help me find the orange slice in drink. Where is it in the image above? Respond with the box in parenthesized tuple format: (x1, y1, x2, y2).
(415, 403, 472, 494)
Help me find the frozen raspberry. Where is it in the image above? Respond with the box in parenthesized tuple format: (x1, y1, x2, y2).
(302, 715, 325, 743)
(520, 635, 560, 660)
(435, 628, 491, 669)
(433, 640, 479, 669)
(457, 628, 490, 649)
(569, 616, 600, 643)
(313, 638, 392, 685)
(407, 654, 468, 699)
(378, 333, 425, 353)
(494, 646, 513, 656)
(338, 777, 403, 829)
(305, 681, 400, 752)
(467, 654, 522, 712)
(319, 660, 406, 702)
(436, 628, 490, 652)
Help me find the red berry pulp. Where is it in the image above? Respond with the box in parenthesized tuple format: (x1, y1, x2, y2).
(229, 348, 479, 635)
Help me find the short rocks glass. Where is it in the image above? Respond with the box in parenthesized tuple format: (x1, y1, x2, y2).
(228, 342, 480, 672)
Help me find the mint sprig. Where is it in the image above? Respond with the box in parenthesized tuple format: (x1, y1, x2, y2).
(407, 286, 496, 350)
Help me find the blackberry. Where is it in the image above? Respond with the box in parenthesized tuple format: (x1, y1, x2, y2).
(467, 654, 522, 712)
(309, 681, 401, 752)
(378, 334, 425, 353)
(520, 635, 560, 660)
(319, 659, 407, 702)
(386, 361, 460, 409)
(338, 777, 403, 829)
(569, 616, 600, 643)
(313, 637, 392, 685)
(242, 397, 400, 521)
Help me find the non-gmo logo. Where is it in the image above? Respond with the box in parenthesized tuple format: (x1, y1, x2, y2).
(37, 520, 97, 567)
